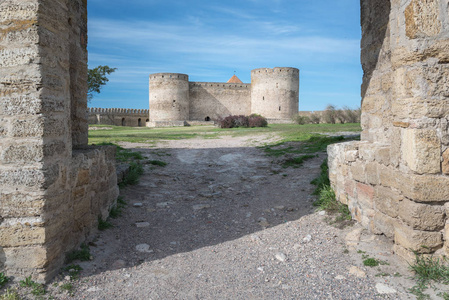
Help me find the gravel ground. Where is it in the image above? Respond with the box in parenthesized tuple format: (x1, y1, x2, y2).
(15, 134, 425, 299)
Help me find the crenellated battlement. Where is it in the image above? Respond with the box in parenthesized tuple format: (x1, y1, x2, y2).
(251, 67, 299, 75)
(190, 82, 251, 89)
(149, 73, 189, 81)
(88, 107, 149, 115)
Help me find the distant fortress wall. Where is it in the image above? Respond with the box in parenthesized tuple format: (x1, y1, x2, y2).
(149, 67, 300, 126)
(88, 107, 149, 127)
(189, 82, 252, 121)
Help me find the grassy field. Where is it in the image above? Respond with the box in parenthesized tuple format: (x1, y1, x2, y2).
(88, 123, 361, 145)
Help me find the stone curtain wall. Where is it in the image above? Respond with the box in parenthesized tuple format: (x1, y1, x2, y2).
(0, 0, 118, 282)
(189, 82, 251, 121)
(329, 0, 449, 261)
(88, 108, 150, 127)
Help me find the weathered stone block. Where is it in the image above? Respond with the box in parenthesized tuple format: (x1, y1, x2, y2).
(401, 128, 441, 174)
(372, 211, 397, 239)
(350, 161, 366, 182)
(405, 0, 441, 39)
(399, 198, 445, 231)
(443, 148, 449, 175)
(3, 246, 47, 270)
(403, 174, 449, 202)
(0, 221, 45, 247)
(394, 222, 443, 253)
(374, 186, 401, 218)
(374, 146, 390, 166)
(0, 192, 44, 218)
(345, 150, 358, 162)
(365, 162, 379, 185)
(76, 169, 89, 187)
(356, 182, 375, 209)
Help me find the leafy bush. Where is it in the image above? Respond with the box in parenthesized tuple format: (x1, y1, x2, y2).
(294, 115, 311, 125)
(220, 114, 267, 128)
(323, 104, 338, 124)
(309, 113, 321, 124)
(248, 114, 268, 128)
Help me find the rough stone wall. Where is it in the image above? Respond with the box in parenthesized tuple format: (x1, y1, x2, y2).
(0, 0, 118, 282)
(329, 0, 449, 261)
(251, 67, 300, 120)
(189, 82, 251, 120)
(88, 108, 149, 127)
(149, 73, 190, 122)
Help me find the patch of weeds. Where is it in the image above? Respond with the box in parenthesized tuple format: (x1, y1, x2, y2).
(119, 162, 144, 188)
(408, 254, 449, 298)
(147, 160, 167, 167)
(438, 292, 449, 300)
(109, 205, 122, 219)
(0, 273, 9, 288)
(310, 159, 330, 195)
(363, 258, 380, 267)
(151, 151, 171, 157)
(357, 250, 366, 254)
(0, 289, 20, 300)
(342, 249, 349, 254)
(64, 264, 83, 281)
(117, 196, 126, 206)
(98, 217, 113, 230)
(298, 135, 346, 153)
(282, 154, 316, 168)
(313, 185, 352, 224)
(60, 283, 74, 296)
(19, 276, 46, 296)
(375, 272, 390, 277)
(393, 272, 402, 277)
(66, 243, 90, 263)
(97, 143, 144, 162)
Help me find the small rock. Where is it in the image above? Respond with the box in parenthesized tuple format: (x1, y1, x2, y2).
(258, 217, 270, 227)
(135, 222, 150, 228)
(275, 252, 287, 262)
(257, 267, 264, 272)
(274, 206, 285, 210)
(345, 227, 363, 243)
(250, 235, 261, 242)
(293, 243, 301, 250)
(246, 212, 252, 218)
(156, 202, 172, 208)
(176, 217, 186, 222)
(133, 203, 143, 207)
(112, 259, 126, 269)
(375, 283, 397, 294)
(348, 266, 366, 278)
(335, 275, 346, 280)
(170, 241, 177, 245)
(147, 208, 156, 213)
(303, 234, 312, 243)
(136, 244, 154, 253)
(318, 210, 326, 216)
(64, 276, 71, 281)
(87, 286, 102, 292)
(193, 204, 211, 210)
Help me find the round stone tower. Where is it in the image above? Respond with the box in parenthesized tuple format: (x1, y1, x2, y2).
(250, 67, 299, 119)
(149, 73, 190, 122)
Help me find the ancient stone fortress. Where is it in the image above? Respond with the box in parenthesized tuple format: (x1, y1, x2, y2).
(329, 0, 449, 260)
(0, 0, 118, 282)
(0, 0, 448, 284)
(148, 68, 300, 127)
(88, 107, 149, 127)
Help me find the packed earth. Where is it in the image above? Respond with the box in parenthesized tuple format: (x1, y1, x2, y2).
(13, 133, 439, 299)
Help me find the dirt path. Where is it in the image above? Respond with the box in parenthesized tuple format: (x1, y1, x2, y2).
(47, 133, 420, 299)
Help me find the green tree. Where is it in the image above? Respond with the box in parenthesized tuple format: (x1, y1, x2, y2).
(88, 65, 117, 101)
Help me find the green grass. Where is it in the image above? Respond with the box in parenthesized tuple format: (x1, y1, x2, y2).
(408, 255, 449, 299)
(282, 154, 316, 168)
(147, 160, 167, 167)
(310, 160, 330, 195)
(66, 244, 91, 263)
(119, 162, 144, 188)
(19, 276, 46, 296)
(0, 289, 20, 300)
(89, 123, 361, 145)
(96, 142, 144, 162)
(0, 273, 9, 289)
(98, 217, 113, 230)
(363, 258, 380, 267)
(64, 264, 83, 281)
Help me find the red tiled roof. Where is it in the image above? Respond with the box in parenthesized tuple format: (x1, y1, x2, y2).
(227, 75, 243, 84)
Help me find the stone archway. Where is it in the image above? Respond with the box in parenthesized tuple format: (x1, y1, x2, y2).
(0, 0, 447, 282)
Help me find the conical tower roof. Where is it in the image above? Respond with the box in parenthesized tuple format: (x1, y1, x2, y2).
(227, 74, 243, 84)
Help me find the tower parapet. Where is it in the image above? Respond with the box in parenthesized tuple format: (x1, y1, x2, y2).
(250, 67, 299, 119)
(149, 73, 190, 122)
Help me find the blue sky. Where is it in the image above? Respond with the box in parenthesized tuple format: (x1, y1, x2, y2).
(88, 0, 362, 111)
